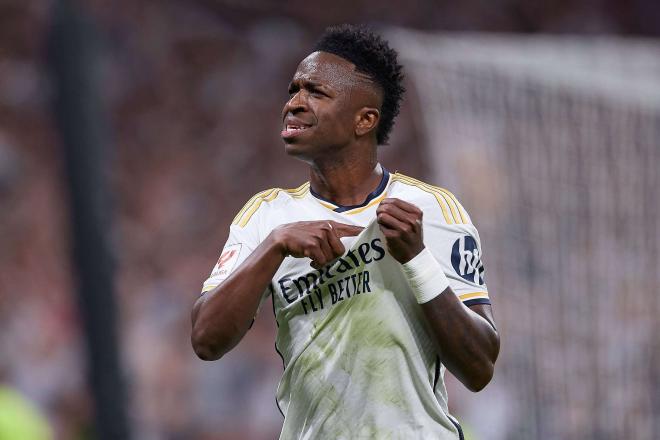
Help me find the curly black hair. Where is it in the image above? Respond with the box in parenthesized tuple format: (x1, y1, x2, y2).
(313, 24, 405, 145)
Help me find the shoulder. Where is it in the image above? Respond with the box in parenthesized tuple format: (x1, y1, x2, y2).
(231, 182, 310, 227)
(389, 172, 471, 226)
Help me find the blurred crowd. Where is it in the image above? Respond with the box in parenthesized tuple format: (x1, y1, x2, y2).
(0, 1, 658, 439)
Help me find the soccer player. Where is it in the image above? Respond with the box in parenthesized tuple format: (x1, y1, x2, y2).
(191, 24, 500, 439)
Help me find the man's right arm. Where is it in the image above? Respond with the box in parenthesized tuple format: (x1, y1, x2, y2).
(191, 233, 285, 361)
(191, 220, 362, 361)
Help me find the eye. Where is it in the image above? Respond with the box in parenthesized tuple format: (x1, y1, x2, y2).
(310, 88, 326, 97)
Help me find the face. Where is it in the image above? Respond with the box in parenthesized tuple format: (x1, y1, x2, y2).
(281, 51, 380, 161)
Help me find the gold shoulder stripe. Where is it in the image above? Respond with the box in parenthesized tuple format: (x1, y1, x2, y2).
(236, 183, 310, 227)
(392, 174, 455, 224)
(432, 186, 461, 224)
(394, 174, 460, 222)
(436, 187, 468, 224)
(393, 174, 468, 224)
(232, 188, 278, 225)
(238, 190, 281, 227)
(284, 182, 310, 199)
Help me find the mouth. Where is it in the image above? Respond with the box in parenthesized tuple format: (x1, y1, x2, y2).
(281, 124, 312, 139)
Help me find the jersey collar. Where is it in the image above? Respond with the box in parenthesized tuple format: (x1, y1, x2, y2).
(310, 167, 391, 213)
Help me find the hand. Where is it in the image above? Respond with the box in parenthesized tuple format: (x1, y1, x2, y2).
(270, 220, 364, 269)
(376, 198, 424, 264)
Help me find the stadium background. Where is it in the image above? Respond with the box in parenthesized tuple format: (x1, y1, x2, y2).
(1, 1, 659, 439)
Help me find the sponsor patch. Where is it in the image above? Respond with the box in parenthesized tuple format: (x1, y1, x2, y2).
(211, 243, 242, 280)
(451, 236, 485, 285)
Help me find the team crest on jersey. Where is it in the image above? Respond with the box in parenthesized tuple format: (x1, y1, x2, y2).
(451, 236, 485, 285)
(211, 244, 242, 280)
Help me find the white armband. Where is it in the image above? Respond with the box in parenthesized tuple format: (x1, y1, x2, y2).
(402, 247, 450, 304)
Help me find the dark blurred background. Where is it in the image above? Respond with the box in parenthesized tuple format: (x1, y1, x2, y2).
(0, 1, 659, 439)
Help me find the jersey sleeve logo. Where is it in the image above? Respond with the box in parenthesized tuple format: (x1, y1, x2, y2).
(211, 244, 242, 279)
(451, 236, 485, 285)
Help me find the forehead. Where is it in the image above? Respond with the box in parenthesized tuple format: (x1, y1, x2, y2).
(292, 51, 367, 89)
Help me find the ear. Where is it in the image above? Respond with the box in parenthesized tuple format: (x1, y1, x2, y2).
(355, 107, 380, 138)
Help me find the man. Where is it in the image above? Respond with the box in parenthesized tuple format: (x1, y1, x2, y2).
(191, 24, 499, 439)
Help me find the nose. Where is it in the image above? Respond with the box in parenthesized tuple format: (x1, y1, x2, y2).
(283, 90, 308, 115)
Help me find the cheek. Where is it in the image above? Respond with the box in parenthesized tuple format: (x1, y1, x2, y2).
(321, 105, 355, 135)
(311, 97, 357, 140)
(319, 117, 352, 140)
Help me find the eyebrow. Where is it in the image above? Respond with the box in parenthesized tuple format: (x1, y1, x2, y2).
(288, 79, 329, 92)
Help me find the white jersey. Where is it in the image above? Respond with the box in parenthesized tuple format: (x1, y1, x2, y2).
(202, 169, 490, 440)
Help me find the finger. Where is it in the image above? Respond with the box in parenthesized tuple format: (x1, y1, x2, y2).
(305, 246, 327, 269)
(377, 211, 410, 233)
(377, 203, 422, 230)
(377, 219, 398, 236)
(380, 198, 423, 216)
(377, 220, 403, 245)
(316, 233, 335, 265)
(376, 202, 408, 221)
(329, 221, 364, 238)
(325, 225, 346, 257)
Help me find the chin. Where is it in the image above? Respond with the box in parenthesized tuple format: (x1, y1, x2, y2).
(283, 142, 315, 163)
(284, 140, 306, 155)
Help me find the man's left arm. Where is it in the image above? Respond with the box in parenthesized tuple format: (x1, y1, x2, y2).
(376, 198, 500, 392)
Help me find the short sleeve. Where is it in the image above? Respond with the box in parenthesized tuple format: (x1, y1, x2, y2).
(424, 220, 490, 307)
(201, 223, 261, 294)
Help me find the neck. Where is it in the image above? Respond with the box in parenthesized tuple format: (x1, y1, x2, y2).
(309, 149, 382, 207)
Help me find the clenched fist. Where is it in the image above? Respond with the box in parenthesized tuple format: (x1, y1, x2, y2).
(376, 198, 424, 264)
